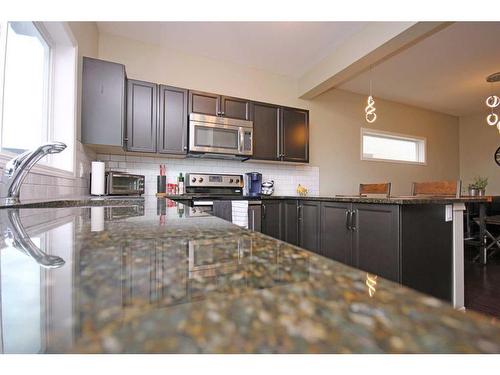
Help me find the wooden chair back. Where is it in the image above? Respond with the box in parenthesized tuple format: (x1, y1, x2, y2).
(411, 180, 461, 198)
(359, 182, 391, 198)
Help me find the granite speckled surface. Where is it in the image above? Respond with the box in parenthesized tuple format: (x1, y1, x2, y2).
(0, 196, 499, 353)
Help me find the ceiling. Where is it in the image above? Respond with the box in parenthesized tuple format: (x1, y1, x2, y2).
(338, 22, 500, 117)
(96, 21, 367, 78)
(96, 22, 500, 117)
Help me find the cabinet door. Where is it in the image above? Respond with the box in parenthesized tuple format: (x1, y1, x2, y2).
(351, 204, 400, 282)
(248, 205, 262, 232)
(281, 107, 309, 162)
(158, 85, 188, 154)
(252, 103, 280, 161)
(221, 96, 252, 120)
(282, 200, 299, 245)
(320, 202, 352, 264)
(213, 201, 232, 222)
(126, 79, 157, 152)
(262, 200, 283, 240)
(299, 200, 321, 253)
(188, 90, 220, 116)
(82, 57, 125, 146)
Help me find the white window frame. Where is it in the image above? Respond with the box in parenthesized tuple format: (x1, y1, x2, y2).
(0, 21, 77, 179)
(360, 127, 427, 165)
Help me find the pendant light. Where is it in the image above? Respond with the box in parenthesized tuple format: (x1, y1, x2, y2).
(485, 72, 500, 131)
(365, 67, 377, 123)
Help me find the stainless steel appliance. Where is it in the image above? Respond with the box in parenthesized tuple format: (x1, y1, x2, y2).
(188, 113, 253, 159)
(185, 172, 243, 195)
(105, 171, 145, 196)
(183, 173, 261, 231)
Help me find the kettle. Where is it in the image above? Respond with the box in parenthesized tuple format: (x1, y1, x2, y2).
(261, 180, 274, 196)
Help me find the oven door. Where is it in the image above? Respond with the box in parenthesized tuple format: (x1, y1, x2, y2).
(189, 121, 252, 156)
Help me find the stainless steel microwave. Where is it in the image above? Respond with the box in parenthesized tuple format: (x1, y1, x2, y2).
(189, 113, 253, 157)
(106, 171, 145, 195)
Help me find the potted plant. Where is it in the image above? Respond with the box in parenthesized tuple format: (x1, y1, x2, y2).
(468, 176, 488, 196)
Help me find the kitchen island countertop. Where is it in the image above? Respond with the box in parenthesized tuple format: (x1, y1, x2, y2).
(164, 194, 491, 205)
(0, 196, 499, 353)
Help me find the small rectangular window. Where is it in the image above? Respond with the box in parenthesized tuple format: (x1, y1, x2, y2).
(361, 128, 426, 164)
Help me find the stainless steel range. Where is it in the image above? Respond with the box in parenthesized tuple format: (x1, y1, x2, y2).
(184, 173, 261, 231)
(185, 173, 244, 196)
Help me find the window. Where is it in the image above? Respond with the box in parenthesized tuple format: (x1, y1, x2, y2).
(1, 22, 51, 153)
(0, 21, 76, 175)
(361, 128, 426, 164)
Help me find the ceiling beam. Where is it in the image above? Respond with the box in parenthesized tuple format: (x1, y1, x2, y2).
(298, 22, 452, 99)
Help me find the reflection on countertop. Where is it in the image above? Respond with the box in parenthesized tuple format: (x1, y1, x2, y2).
(0, 197, 499, 353)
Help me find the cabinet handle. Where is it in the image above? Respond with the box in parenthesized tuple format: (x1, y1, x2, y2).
(351, 210, 357, 231)
(183, 146, 188, 151)
(297, 204, 301, 221)
(262, 204, 266, 219)
(345, 210, 351, 230)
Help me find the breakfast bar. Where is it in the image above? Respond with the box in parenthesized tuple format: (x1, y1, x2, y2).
(0, 196, 498, 353)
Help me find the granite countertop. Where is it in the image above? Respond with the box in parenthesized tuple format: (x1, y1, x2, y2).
(0, 196, 499, 353)
(165, 194, 492, 205)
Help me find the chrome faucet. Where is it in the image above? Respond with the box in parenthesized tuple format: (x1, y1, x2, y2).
(1, 141, 67, 205)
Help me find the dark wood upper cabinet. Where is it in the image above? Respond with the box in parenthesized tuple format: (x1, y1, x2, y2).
(299, 200, 321, 253)
(351, 204, 400, 283)
(320, 202, 352, 263)
(158, 85, 188, 155)
(251, 103, 280, 161)
(82, 57, 125, 146)
(220, 96, 252, 120)
(126, 79, 157, 153)
(282, 200, 299, 246)
(188, 90, 220, 116)
(281, 107, 309, 163)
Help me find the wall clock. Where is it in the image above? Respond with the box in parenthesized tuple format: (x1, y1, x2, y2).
(495, 147, 500, 166)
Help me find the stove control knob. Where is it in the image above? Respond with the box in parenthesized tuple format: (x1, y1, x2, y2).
(191, 177, 197, 183)
(199, 178, 204, 183)
(235, 179, 239, 184)
(229, 178, 234, 183)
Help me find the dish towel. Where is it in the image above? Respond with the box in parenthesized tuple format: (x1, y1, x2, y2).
(231, 200, 249, 229)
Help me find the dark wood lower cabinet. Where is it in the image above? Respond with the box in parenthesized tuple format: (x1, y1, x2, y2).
(259, 199, 454, 302)
(283, 200, 299, 245)
(351, 204, 400, 283)
(401, 204, 452, 301)
(299, 201, 321, 253)
(262, 200, 283, 240)
(320, 202, 351, 263)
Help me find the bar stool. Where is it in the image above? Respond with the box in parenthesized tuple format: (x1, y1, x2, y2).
(359, 182, 392, 198)
(411, 180, 462, 198)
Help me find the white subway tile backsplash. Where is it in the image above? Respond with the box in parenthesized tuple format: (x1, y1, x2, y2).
(98, 153, 319, 196)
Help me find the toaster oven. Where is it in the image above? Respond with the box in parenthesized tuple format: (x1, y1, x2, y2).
(105, 171, 145, 196)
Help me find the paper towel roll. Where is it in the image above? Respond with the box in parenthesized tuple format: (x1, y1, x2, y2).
(91, 207, 105, 232)
(91, 161, 105, 195)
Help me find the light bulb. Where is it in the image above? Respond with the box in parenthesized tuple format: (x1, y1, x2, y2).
(365, 95, 377, 123)
(486, 95, 500, 108)
(487, 112, 499, 126)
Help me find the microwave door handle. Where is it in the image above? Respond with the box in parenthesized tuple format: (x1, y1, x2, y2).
(239, 128, 244, 153)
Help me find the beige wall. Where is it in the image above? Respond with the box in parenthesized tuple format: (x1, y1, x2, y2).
(68, 22, 99, 141)
(96, 31, 460, 196)
(459, 114, 500, 195)
(311, 89, 460, 195)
